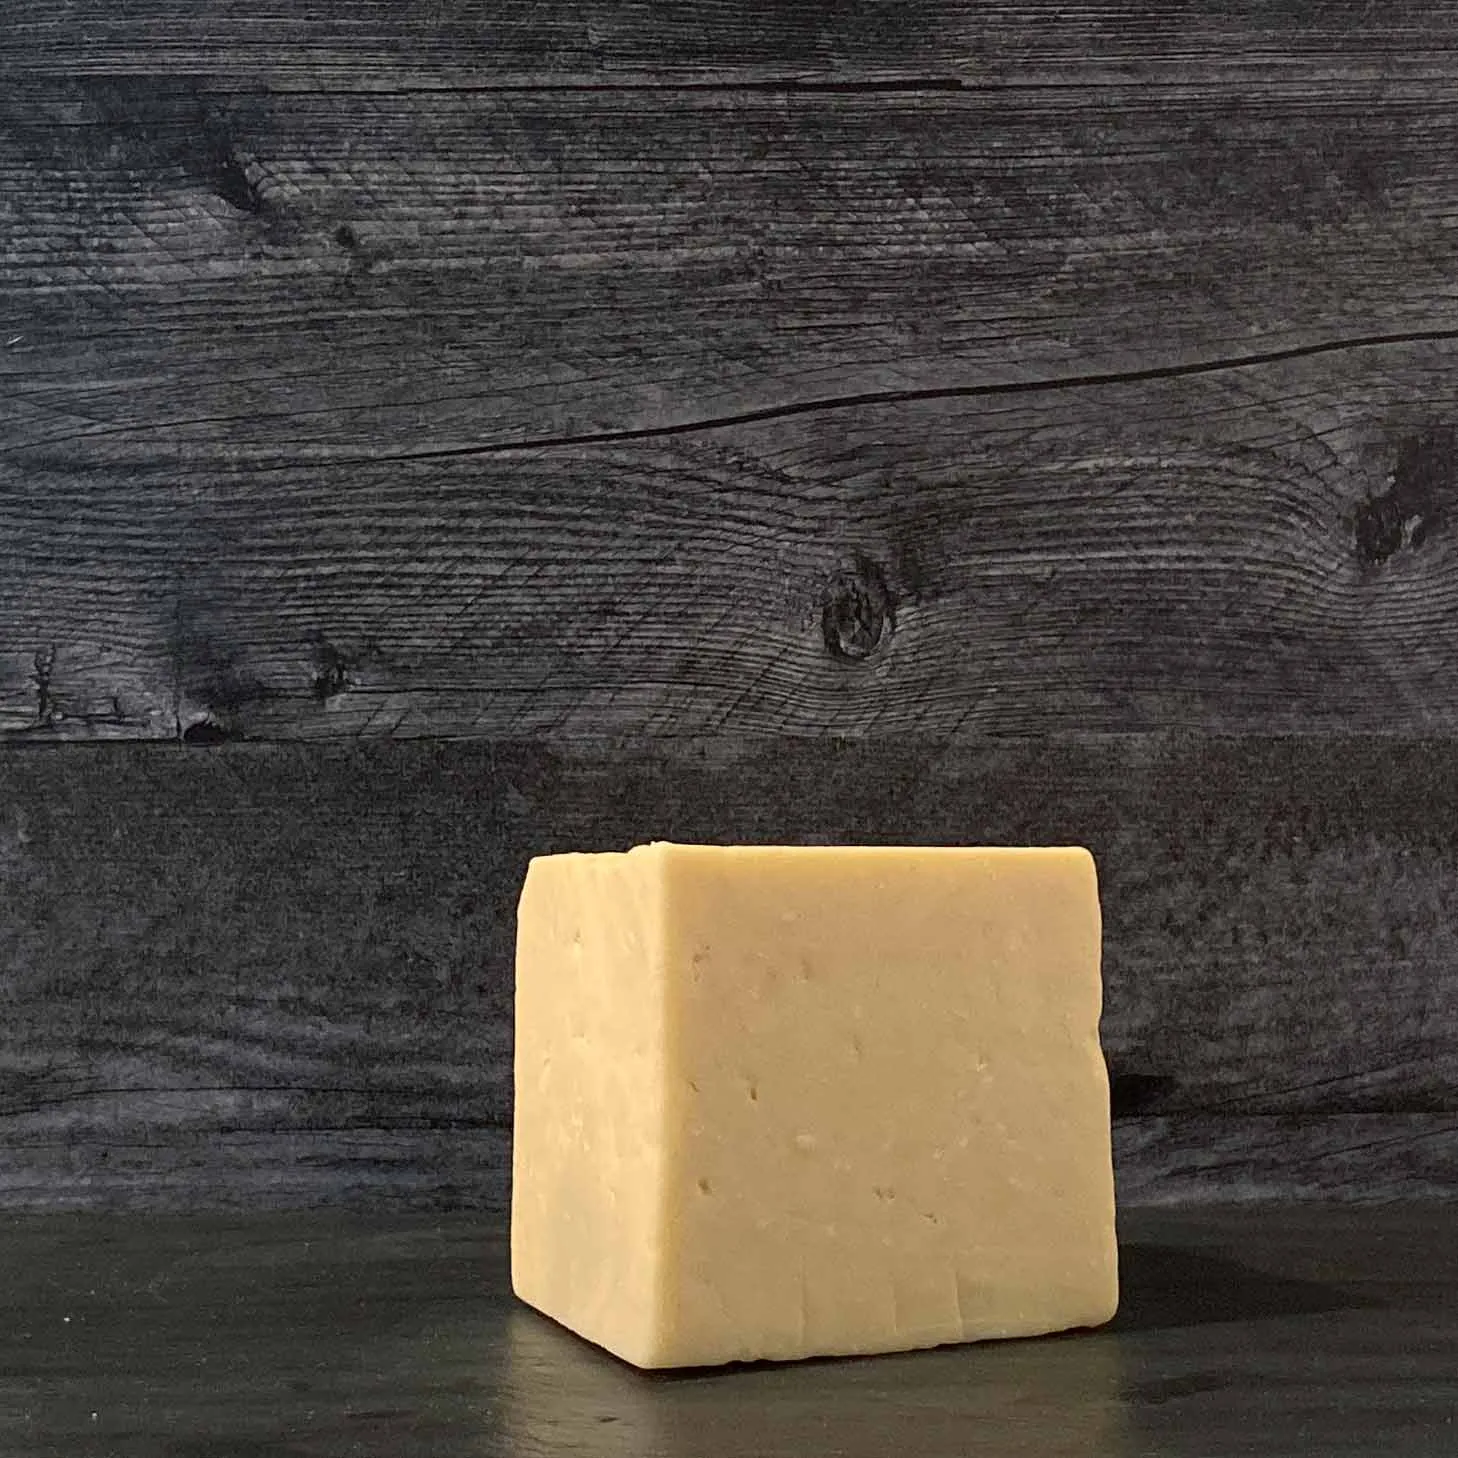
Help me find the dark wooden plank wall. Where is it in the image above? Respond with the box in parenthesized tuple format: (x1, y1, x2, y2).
(7, 5, 1458, 741)
(3, 737, 1458, 1210)
(3, 1, 1458, 1206)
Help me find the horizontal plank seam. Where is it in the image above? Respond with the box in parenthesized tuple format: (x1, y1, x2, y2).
(16, 67, 1458, 94)
(0, 1128, 512, 1148)
(3, 1105, 1451, 1124)
(0, 1084, 503, 1114)
(17, 728, 1458, 751)
(18, 74, 1454, 97)
(98, 77, 980, 96)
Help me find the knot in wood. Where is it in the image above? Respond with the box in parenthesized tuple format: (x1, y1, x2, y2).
(312, 642, 354, 702)
(821, 555, 894, 661)
(1354, 427, 1457, 566)
(181, 718, 234, 746)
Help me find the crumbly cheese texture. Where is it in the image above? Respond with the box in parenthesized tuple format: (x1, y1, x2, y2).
(511, 843, 1117, 1369)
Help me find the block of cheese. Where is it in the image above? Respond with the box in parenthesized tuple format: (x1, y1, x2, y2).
(511, 843, 1116, 1369)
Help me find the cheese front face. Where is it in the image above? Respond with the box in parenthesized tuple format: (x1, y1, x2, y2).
(512, 844, 1116, 1369)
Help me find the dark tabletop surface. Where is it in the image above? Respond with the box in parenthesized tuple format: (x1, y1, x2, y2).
(3, 1202, 1456, 1457)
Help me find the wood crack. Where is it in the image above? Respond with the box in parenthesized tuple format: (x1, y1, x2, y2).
(16, 331, 1458, 473)
(360, 325, 1458, 465)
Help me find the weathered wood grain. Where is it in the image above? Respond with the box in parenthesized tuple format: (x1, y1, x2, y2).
(8, 23, 1458, 740)
(1116, 1117, 1458, 1205)
(8, 1, 1458, 87)
(7, 71, 1457, 467)
(2, 735, 1456, 1209)
(7, 354, 1458, 740)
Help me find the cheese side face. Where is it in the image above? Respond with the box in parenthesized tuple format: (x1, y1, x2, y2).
(512, 844, 1116, 1369)
(511, 851, 672, 1366)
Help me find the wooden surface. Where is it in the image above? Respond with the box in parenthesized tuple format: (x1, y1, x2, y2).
(11, 1, 1458, 85)
(8, 3, 1458, 738)
(1, 735, 1456, 1210)
(5, 1203, 1458, 1457)
(6, 2, 1458, 1208)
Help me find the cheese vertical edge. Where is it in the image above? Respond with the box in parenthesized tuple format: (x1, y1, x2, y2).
(1078, 844, 1120, 1328)
(637, 840, 678, 1368)
(508, 853, 549, 1312)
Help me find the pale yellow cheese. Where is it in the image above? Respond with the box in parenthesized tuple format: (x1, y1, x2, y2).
(511, 843, 1117, 1369)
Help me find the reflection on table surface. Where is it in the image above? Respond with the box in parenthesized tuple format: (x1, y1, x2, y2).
(495, 1305, 1127, 1458)
(2, 1205, 1455, 1458)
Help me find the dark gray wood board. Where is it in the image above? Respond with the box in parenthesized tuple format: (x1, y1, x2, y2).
(4, 1203, 1457, 1457)
(2, 735, 1456, 1210)
(7, 361, 1458, 742)
(8, 75, 1458, 466)
(8, 0, 1458, 86)
(7, 7, 1458, 739)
